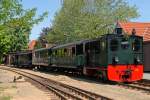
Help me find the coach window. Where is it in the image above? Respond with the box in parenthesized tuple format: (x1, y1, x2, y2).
(52, 51, 55, 56)
(46, 50, 48, 56)
(35, 52, 39, 57)
(132, 39, 141, 51)
(64, 48, 67, 56)
(61, 49, 63, 56)
(72, 47, 75, 56)
(61, 49, 64, 56)
(110, 39, 119, 51)
(95, 41, 100, 54)
(76, 44, 83, 55)
(55, 50, 58, 56)
(69, 48, 72, 56)
(57, 50, 59, 56)
(58, 50, 60, 56)
(49, 49, 52, 55)
(90, 41, 100, 54)
(59, 49, 61, 56)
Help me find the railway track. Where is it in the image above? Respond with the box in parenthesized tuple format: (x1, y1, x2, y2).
(49, 70, 150, 94)
(0, 67, 112, 100)
(136, 79, 150, 87)
(118, 79, 150, 93)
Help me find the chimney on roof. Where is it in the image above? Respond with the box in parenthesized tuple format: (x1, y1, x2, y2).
(132, 28, 136, 35)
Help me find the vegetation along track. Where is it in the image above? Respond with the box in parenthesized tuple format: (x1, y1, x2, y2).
(0, 67, 112, 100)
(118, 79, 150, 93)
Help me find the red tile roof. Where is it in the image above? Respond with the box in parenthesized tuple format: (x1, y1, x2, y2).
(28, 40, 37, 50)
(117, 22, 150, 41)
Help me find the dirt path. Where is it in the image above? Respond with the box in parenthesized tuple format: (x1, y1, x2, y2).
(0, 69, 50, 100)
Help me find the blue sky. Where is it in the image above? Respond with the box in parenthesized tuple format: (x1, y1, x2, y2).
(22, 0, 150, 41)
(128, 0, 150, 22)
(22, 0, 62, 41)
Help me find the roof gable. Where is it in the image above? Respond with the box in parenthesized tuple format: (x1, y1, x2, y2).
(117, 21, 150, 41)
(28, 40, 37, 50)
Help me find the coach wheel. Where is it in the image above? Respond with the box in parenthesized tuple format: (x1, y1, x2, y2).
(34, 66, 39, 71)
(38, 66, 41, 70)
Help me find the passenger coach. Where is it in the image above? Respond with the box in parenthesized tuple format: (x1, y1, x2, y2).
(5, 50, 32, 67)
(32, 48, 50, 67)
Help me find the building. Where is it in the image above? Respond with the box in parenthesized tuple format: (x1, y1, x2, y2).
(116, 21, 150, 72)
(28, 40, 37, 50)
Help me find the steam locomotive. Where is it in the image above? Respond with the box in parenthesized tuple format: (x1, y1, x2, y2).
(6, 31, 143, 82)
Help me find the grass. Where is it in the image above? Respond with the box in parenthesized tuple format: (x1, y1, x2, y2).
(11, 85, 17, 89)
(0, 96, 11, 100)
(0, 85, 15, 100)
(0, 87, 5, 92)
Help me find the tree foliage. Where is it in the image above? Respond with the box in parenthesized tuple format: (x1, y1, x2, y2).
(46, 0, 139, 44)
(35, 27, 50, 49)
(0, 0, 48, 57)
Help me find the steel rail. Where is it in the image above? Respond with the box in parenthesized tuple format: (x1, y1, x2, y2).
(0, 67, 82, 100)
(118, 82, 150, 93)
(0, 67, 112, 100)
(136, 79, 150, 86)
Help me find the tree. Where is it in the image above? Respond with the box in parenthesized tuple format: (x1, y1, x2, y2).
(0, 0, 47, 55)
(35, 27, 51, 49)
(0, 0, 48, 61)
(47, 0, 139, 44)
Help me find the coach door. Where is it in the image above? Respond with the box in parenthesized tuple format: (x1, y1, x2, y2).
(85, 40, 101, 67)
(85, 42, 90, 66)
(76, 43, 84, 67)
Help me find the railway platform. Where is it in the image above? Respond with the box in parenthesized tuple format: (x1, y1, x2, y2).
(143, 73, 150, 80)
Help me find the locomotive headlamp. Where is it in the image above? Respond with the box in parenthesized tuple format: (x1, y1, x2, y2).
(134, 56, 140, 64)
(136, 56, 140, 63)
(113, 56, 119, 64)
(115, 57, 119, 62)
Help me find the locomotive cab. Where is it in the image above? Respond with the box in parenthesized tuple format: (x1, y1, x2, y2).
(107, 35, 143, 82)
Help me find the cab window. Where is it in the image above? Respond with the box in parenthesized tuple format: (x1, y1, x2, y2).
(132, 39, 141, 51)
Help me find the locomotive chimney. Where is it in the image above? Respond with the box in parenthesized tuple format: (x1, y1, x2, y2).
(132, 28, 136, 35)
